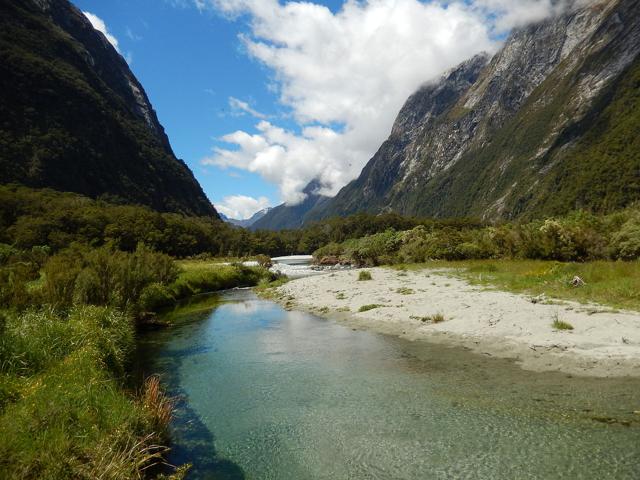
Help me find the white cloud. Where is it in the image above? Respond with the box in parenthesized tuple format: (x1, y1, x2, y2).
(199, 0, 590, 204)
(228, 97, 268, 119)
(472, 0, 592, 31)
(83, 11, 120, 52)
(215, 195, 271, 219)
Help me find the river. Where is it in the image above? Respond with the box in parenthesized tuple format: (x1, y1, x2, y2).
(137, 289, 640, 479)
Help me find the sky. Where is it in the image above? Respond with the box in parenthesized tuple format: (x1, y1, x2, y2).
(73, 0, 582, 219)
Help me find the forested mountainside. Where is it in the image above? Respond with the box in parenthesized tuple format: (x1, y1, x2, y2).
(305, 0, 639, 223)
(0, 0, 216, 216)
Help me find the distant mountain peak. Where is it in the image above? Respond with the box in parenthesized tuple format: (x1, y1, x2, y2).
(222, 207, 273, 228)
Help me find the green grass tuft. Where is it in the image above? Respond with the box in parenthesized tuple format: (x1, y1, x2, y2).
(358, 270, 373, 281)
(396, 287, 415, 295)
(358, 304, 382, 312)
(552, 318, 574, 331)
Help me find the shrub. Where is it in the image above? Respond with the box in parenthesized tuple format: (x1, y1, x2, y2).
(358, 270, 372, 281)
(42, 243, 179, 311)
(610, 218, 640, 260)
(138, 283, 175, 312)
(255, 254, 272, 268)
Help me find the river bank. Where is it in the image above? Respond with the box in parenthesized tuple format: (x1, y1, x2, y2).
(274, 267, 640, 377)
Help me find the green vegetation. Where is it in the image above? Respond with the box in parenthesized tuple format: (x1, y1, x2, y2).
(552, 317, 574, 331)
(0, 185, 475, 258)
(407, 260, 640, 311)
(396, 287, 415, 295)
(314, 207, 640, 266)
(412, 313, 447, 324)
(0, 0, 214, 216)
(358, 304, 383, 312)
(0, 307, 176, 479)
(0, 164, 637, 480)
(0, 241, 272, 478)
(254, 276, 290, 300)
(358, 270, 373, 281)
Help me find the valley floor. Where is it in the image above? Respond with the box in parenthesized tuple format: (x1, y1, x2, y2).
(274, 265, 640, 377)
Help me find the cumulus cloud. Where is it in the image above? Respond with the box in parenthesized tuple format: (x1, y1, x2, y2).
(216, 194, 271, 219)
(83, 11, 120, 52)
(200, 0, 589, 204)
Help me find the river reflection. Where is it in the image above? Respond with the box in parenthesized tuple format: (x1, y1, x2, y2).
(138, 289, 640, 480)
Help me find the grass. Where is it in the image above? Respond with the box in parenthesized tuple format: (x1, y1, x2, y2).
(552, 314, 574, 331)
(254, 275, 290, 300)
(144, 262, 275, 312)
(410, 313, 447, 323)
(336, 292, 346, 300)
(0, 258, 270, 479)
(358, 270, 373, 281)
(358, 304, 382, 312)
(0, 330, 175, 479)
(390, 260, 640, 311)
(396, 287, 415, 295)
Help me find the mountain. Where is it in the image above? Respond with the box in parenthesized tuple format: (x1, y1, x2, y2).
(251, 180, 331, 230)
(221, 208, 272, 228)
(0, 0, 217, 217)
(308, 0, 640, 222)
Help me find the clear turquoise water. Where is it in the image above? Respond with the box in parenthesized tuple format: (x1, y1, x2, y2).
(138, 290, 640, 479)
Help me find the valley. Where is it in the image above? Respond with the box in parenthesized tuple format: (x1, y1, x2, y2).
(1, 0, 639, 478)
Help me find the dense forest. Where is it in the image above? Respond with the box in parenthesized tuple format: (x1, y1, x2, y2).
(0, 185, 478, 258)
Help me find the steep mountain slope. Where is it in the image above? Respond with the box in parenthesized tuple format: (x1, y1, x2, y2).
(309, 0, 640, 222)
(251, 180, 330, 230)
(0, 0, 217, 216)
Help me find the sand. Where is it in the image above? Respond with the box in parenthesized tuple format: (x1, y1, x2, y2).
(274, 267, 640, 377)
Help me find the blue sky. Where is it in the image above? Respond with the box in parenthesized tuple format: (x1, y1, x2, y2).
(73, 0, 552, 219)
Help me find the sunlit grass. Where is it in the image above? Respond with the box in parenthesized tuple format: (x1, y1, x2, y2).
(358, 304, 382, 312)
(390, 260, 640, 311)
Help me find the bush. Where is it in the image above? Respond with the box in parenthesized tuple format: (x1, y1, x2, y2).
(610, 218, 640, 260)
(42, 243, 178, 312)
(255, 254, 272, 268)
(358, 270, 372, 281)
(314, 206, 640, 264)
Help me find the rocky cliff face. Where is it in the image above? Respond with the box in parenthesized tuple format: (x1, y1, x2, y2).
(0, 0, 217, 216)
(310, 0, 640, 222)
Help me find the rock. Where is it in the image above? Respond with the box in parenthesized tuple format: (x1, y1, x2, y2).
(571, 276, 586, 287)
